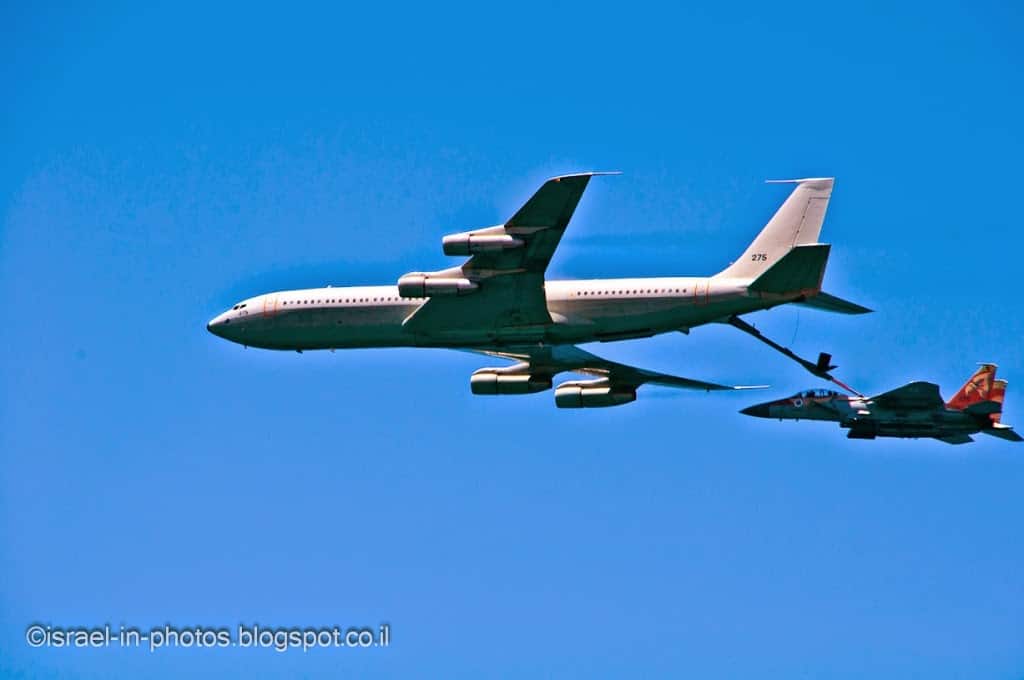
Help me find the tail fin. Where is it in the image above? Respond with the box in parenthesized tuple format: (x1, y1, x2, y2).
(748, 244, 830, 294)
(716, 177, 834, 280)
(989, 378, 1007, 423)
(946, 363, 997, 410)
(963, 368, 1020, 441)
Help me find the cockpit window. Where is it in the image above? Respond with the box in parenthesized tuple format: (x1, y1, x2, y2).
(798, 389, 839, 398)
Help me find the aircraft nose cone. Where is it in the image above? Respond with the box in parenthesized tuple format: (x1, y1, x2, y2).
(740, 403, 770, 418)
(207, 314, 225, 337)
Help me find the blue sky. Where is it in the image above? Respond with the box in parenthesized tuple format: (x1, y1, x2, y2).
(2, 1, 1023, 677)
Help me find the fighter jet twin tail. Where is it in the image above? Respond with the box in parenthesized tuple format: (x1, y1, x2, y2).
(208, 172, 1019, 446)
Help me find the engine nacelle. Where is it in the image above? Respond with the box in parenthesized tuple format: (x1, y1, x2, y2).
(554, 380, 637, 408)
(442, 232, 524, 256)
(398, 273, 479, 298)
(471, 370, 552, 395)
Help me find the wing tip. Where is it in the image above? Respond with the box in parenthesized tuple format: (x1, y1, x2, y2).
(765, 176, 835, 184)
(548, 170, 622, 182)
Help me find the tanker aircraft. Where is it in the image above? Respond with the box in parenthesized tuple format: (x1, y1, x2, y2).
(208, 173, 868, 408)
(741, 364, 1022, 444)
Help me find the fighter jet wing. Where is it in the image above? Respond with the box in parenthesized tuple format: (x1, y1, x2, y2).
(403, 173, 612, 335)
(870, 381, 945, 410)
(471, 345, 765, 391)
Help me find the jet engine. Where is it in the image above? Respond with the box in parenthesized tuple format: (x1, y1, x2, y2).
(471, 369, 552, 395)
(397, 273, 479, 298)
(442, 231, 524, 256)
(554, 379, 637, 408)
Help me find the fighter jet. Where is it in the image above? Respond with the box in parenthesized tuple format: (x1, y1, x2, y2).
(208, 173, 867, 408)
(741, 364, 1022, 444)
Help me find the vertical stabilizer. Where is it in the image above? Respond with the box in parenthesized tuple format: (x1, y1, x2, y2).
(947, 363, 997, 410)
(989, 378, 1007, 423)
(717, 177, 834, 280)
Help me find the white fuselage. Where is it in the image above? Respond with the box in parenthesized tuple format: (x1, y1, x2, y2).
(207, 276, 783, 350)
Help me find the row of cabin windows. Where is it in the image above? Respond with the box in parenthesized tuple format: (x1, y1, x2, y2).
(577, 288, 688, 296)
(278, 288, 690, 307)
(282, 297, 404, 306)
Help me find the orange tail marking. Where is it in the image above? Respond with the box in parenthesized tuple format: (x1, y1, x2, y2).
(989, 379, 1007, 424)
(946, 364, 997, 410)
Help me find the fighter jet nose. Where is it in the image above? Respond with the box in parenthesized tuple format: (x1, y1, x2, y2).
(740, 403, 770, 418)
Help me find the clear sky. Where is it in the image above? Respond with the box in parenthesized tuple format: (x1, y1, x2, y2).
(2, 2, 1023, 677)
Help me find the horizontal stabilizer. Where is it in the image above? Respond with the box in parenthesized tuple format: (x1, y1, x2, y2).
(982, 425, 1024, 442)
(795, 291, 872, 315)
(963, 400, 1002, 416)
(748, 244, 830, 294)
